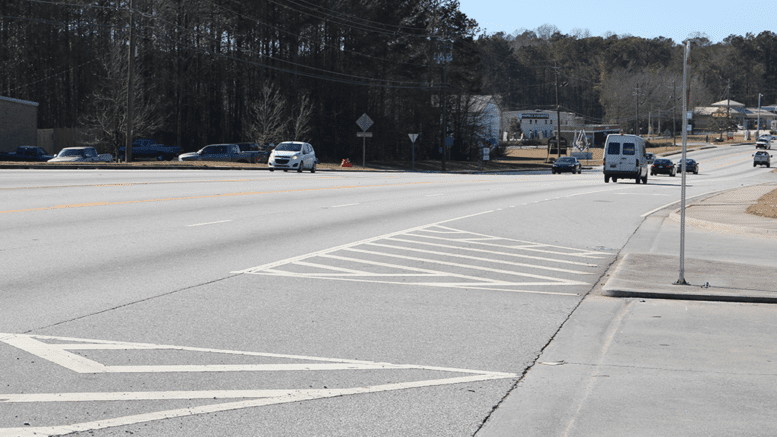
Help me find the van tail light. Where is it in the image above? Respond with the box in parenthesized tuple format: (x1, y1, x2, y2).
(602, 157, 606, 166)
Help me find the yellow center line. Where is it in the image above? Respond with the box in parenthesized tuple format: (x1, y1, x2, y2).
(0, 180, 494, 214)
(0, 176, 344, 191)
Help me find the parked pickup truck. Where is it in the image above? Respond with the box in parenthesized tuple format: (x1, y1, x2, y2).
(236, 142, 267, 163)
(119, 139, 180, 161)
(0, 146, 55, 162)
(48, 147, 112, 162)
(178, 143, 259, 163)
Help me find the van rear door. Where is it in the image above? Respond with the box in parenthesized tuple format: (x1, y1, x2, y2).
(610, 140, 637, 173)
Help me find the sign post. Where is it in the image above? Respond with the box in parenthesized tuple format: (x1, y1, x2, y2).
(408, 133, 418, 169)
(356, 113, 374, 168)
(675, 41, 691, 286)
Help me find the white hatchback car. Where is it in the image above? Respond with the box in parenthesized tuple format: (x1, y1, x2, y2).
(268, 141, 317, 173)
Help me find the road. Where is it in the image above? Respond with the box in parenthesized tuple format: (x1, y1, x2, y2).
(0, 144, 771, 436)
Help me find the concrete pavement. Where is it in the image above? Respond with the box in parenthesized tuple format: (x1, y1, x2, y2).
(478, 182, 777, 436)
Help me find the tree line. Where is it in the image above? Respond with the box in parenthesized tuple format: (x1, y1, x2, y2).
(477, 26, 777, 135)
(3, 1, 776, 161)
(2, 0, 481, 160)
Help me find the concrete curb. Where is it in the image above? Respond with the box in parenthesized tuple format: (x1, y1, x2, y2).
(602, 253, 777, 304)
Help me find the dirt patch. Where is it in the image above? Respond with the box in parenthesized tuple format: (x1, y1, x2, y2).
(746, 188, 777, 219)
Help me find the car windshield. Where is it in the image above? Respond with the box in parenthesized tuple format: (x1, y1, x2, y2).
(275, 143, 302, 152)
(655, 159, 670, 164)
(556, 157, 575, 163)
(59, 149, 85, 157)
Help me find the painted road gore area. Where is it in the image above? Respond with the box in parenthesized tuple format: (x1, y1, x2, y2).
(0, 333, 516, 436)
(236, 219, 605, 296)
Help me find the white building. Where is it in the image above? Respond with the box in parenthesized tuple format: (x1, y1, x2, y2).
(468, 95, 501, 142)
(502, 110, 558, 140)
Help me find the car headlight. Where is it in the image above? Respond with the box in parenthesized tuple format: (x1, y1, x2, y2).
(291, 155, 299, 160)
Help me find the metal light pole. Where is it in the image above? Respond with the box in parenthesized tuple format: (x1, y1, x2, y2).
(675, 41, 691, 286)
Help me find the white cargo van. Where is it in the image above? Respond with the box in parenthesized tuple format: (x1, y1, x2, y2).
(603, 134, 649, 184)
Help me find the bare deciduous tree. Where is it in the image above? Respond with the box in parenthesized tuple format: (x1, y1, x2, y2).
(80, 42, 161, 158)
(243, 81, 286, 146)
(288, 93, 313, 142)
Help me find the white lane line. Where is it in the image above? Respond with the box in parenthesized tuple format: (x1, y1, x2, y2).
(639, 188, 728, 217)
(614, 193, 672, 196)
(187, 220, 232, 227)
(426, 194, 444, 197)
(331, 203, 359, 208)
(255, 273, 578, 296)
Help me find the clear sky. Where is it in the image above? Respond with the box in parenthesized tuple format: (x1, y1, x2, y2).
(457, 0, 776, 44)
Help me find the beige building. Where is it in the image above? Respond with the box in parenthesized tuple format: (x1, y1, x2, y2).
(693, 100, 777, 132)
(0, 96, 38, 153)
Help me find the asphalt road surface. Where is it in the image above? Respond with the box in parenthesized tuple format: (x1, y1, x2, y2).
(1, 144, 771, 436)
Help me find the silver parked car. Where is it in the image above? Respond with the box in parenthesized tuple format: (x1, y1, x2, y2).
(268, 141, 317, 173)
(49, 147, 109, 162)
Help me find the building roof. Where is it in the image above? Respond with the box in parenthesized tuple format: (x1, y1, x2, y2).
(710, 99, 745, 107)
(0, 95, 39, 107)
(694, 105, 777, 119)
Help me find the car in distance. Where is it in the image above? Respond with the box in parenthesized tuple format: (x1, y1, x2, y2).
(753, 151, 772, 167)
(178, 144, 256, 163)
(0, 146, 54, 162)
(236, 142, 268, 163)
(755, 135, 775, 150)
(551, 156, 581, 174)
(645, 152, 656, 164)
(268, 141, 317, 173)
(651, 158, 676, 176)
(676, 158, 699, 174)
(48, 147, 109, 162)
(119, 139, 180, 161)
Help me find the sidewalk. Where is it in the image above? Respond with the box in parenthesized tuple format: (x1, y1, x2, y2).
(478, 183, 777, 437)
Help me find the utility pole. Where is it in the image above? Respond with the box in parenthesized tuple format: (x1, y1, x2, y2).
(633, 84, 640, 135)
(124, 0, 135, 163)
(555, 64, 562, 158)
(757, 93, 763, 138)
(436, 37, 452, 172)
(672, 79, 677, 146)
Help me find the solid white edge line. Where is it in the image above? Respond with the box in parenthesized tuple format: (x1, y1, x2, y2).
(187, 220, 232, 227)
(639, 188, 733, 217)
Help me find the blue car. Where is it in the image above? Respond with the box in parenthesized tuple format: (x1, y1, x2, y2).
(552, 156, 581, 174)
